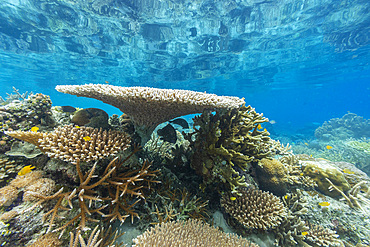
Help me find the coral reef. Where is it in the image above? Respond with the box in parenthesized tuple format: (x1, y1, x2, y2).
(5, 125, 131, 164)
(315, 112, 370, 140)
(302, 160, 351, 197)
(26, 233, 62, 247)
(0, 155, 21, 185)
(305, 224, 343, 247)
(71, 108, 110, 129)
(0, 92, 53, 132)
(55, 84, 245, 143)
(221, 188, 287, 231)
(188, 104, 290, 193)
(132, 219, 258, 247)
(255, 158, 288, 196)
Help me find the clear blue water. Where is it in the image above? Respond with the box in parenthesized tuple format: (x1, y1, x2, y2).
(0, 0, 369, 137)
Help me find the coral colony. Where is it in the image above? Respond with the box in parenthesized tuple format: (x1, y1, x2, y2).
(0, 85, 369, 246)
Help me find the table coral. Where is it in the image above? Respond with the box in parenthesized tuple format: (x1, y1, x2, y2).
(55, 84, 245, 144)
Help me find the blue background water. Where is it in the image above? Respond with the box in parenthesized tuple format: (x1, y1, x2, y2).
(0, 0, 369, 138)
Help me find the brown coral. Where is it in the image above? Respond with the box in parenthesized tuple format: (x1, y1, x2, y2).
(0, 185, 18, 207)
(26, 233, 62, 247)
(221, 188, 287, 231)
(132, 219, 258, 247)
(255, 158, 288, 196)
(23, 178, 56, 202)
(55, 84, 245, 143)
(5, 125, 131, 164)
(305, 225, 343, 247)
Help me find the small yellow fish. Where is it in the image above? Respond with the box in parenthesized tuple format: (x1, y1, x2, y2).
(105, 80, 109, 84)
(326, 145, 333, 150)
(264, 128, 267, 132)
(30, 126, 39, 132)
(343, 169, 354, 174)
(83, 136, 91, 141)
(300, 173, 304, 176)
(284, 195, 288, 199)
(310, 154, 313, 157)
(75, 125, 80, 128)
(318, 202, 330, 207)
(18, 165, 35, 176)
(230, 197, 237, 201)
(301, 231, 308, 236)
(304, 143, 309, 146)
(257, 124, 262, 130)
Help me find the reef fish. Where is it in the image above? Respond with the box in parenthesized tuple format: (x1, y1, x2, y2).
(257, 123, 262, 130)
(326, 145, 333, 150)
(342, 169, 354, 174)
(301, 231, 308, 236)
(18, 165, 35, 176)
(30, 126, 39, 132)
(169, 118, 189, 129)
(157, 124, 177, 144)
(318, 201, 330, 207)
(83, 136, 91, 141)
(61, 106, 76, 113)
(230, 197, 237, 201)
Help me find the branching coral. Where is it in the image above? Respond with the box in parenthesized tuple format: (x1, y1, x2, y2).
(5, 125, 131, 164)
(188, 104, 290, 193)
(221, 188, 287, 231)
(132, 219, 258, 247)
(304, 224, 343, 247)
(23, 152, 160, 234)
(55, 84, 245, 144)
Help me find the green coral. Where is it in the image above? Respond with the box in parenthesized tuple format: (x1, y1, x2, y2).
(188, 104, 285, 193)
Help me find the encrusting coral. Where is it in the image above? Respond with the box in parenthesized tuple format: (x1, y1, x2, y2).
(221, 188, 287, 231)
(5, 125, 131, 164)
(55, 84, 245, 144)
(132, 218, 258, 247)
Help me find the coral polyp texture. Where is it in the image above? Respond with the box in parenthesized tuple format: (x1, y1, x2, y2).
(5, 125, 131, 164)
(55, 84, 245, 143)
(188, 104, 291, 192)
(221, 188, 287, 231)
(132, 218, 258, 247)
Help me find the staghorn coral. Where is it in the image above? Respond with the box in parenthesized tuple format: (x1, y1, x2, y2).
(273, 211, 309, 246)
(132, 218, 258, 247)
(24, 152, 160, 234)
(55, 84, 245, 144)
(305, 224, 343, 247)
(188, 104, 290, 193)
(5, 125, 131, 164)
(221, 188, 287, 231)
(255, 158, 288, 196)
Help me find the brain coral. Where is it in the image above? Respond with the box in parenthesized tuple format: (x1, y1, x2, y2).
(221, 188, 287, 231)
(133, 219, 258, 247)
(55, 84, 245, 143)
(5, 125, 131, 164)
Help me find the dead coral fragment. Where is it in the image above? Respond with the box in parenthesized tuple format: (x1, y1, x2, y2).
(221, 188, 287, 231)
(56, 84, 245, 143)
(5, 125, 131, 164)
(133, 219, 258, 247)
